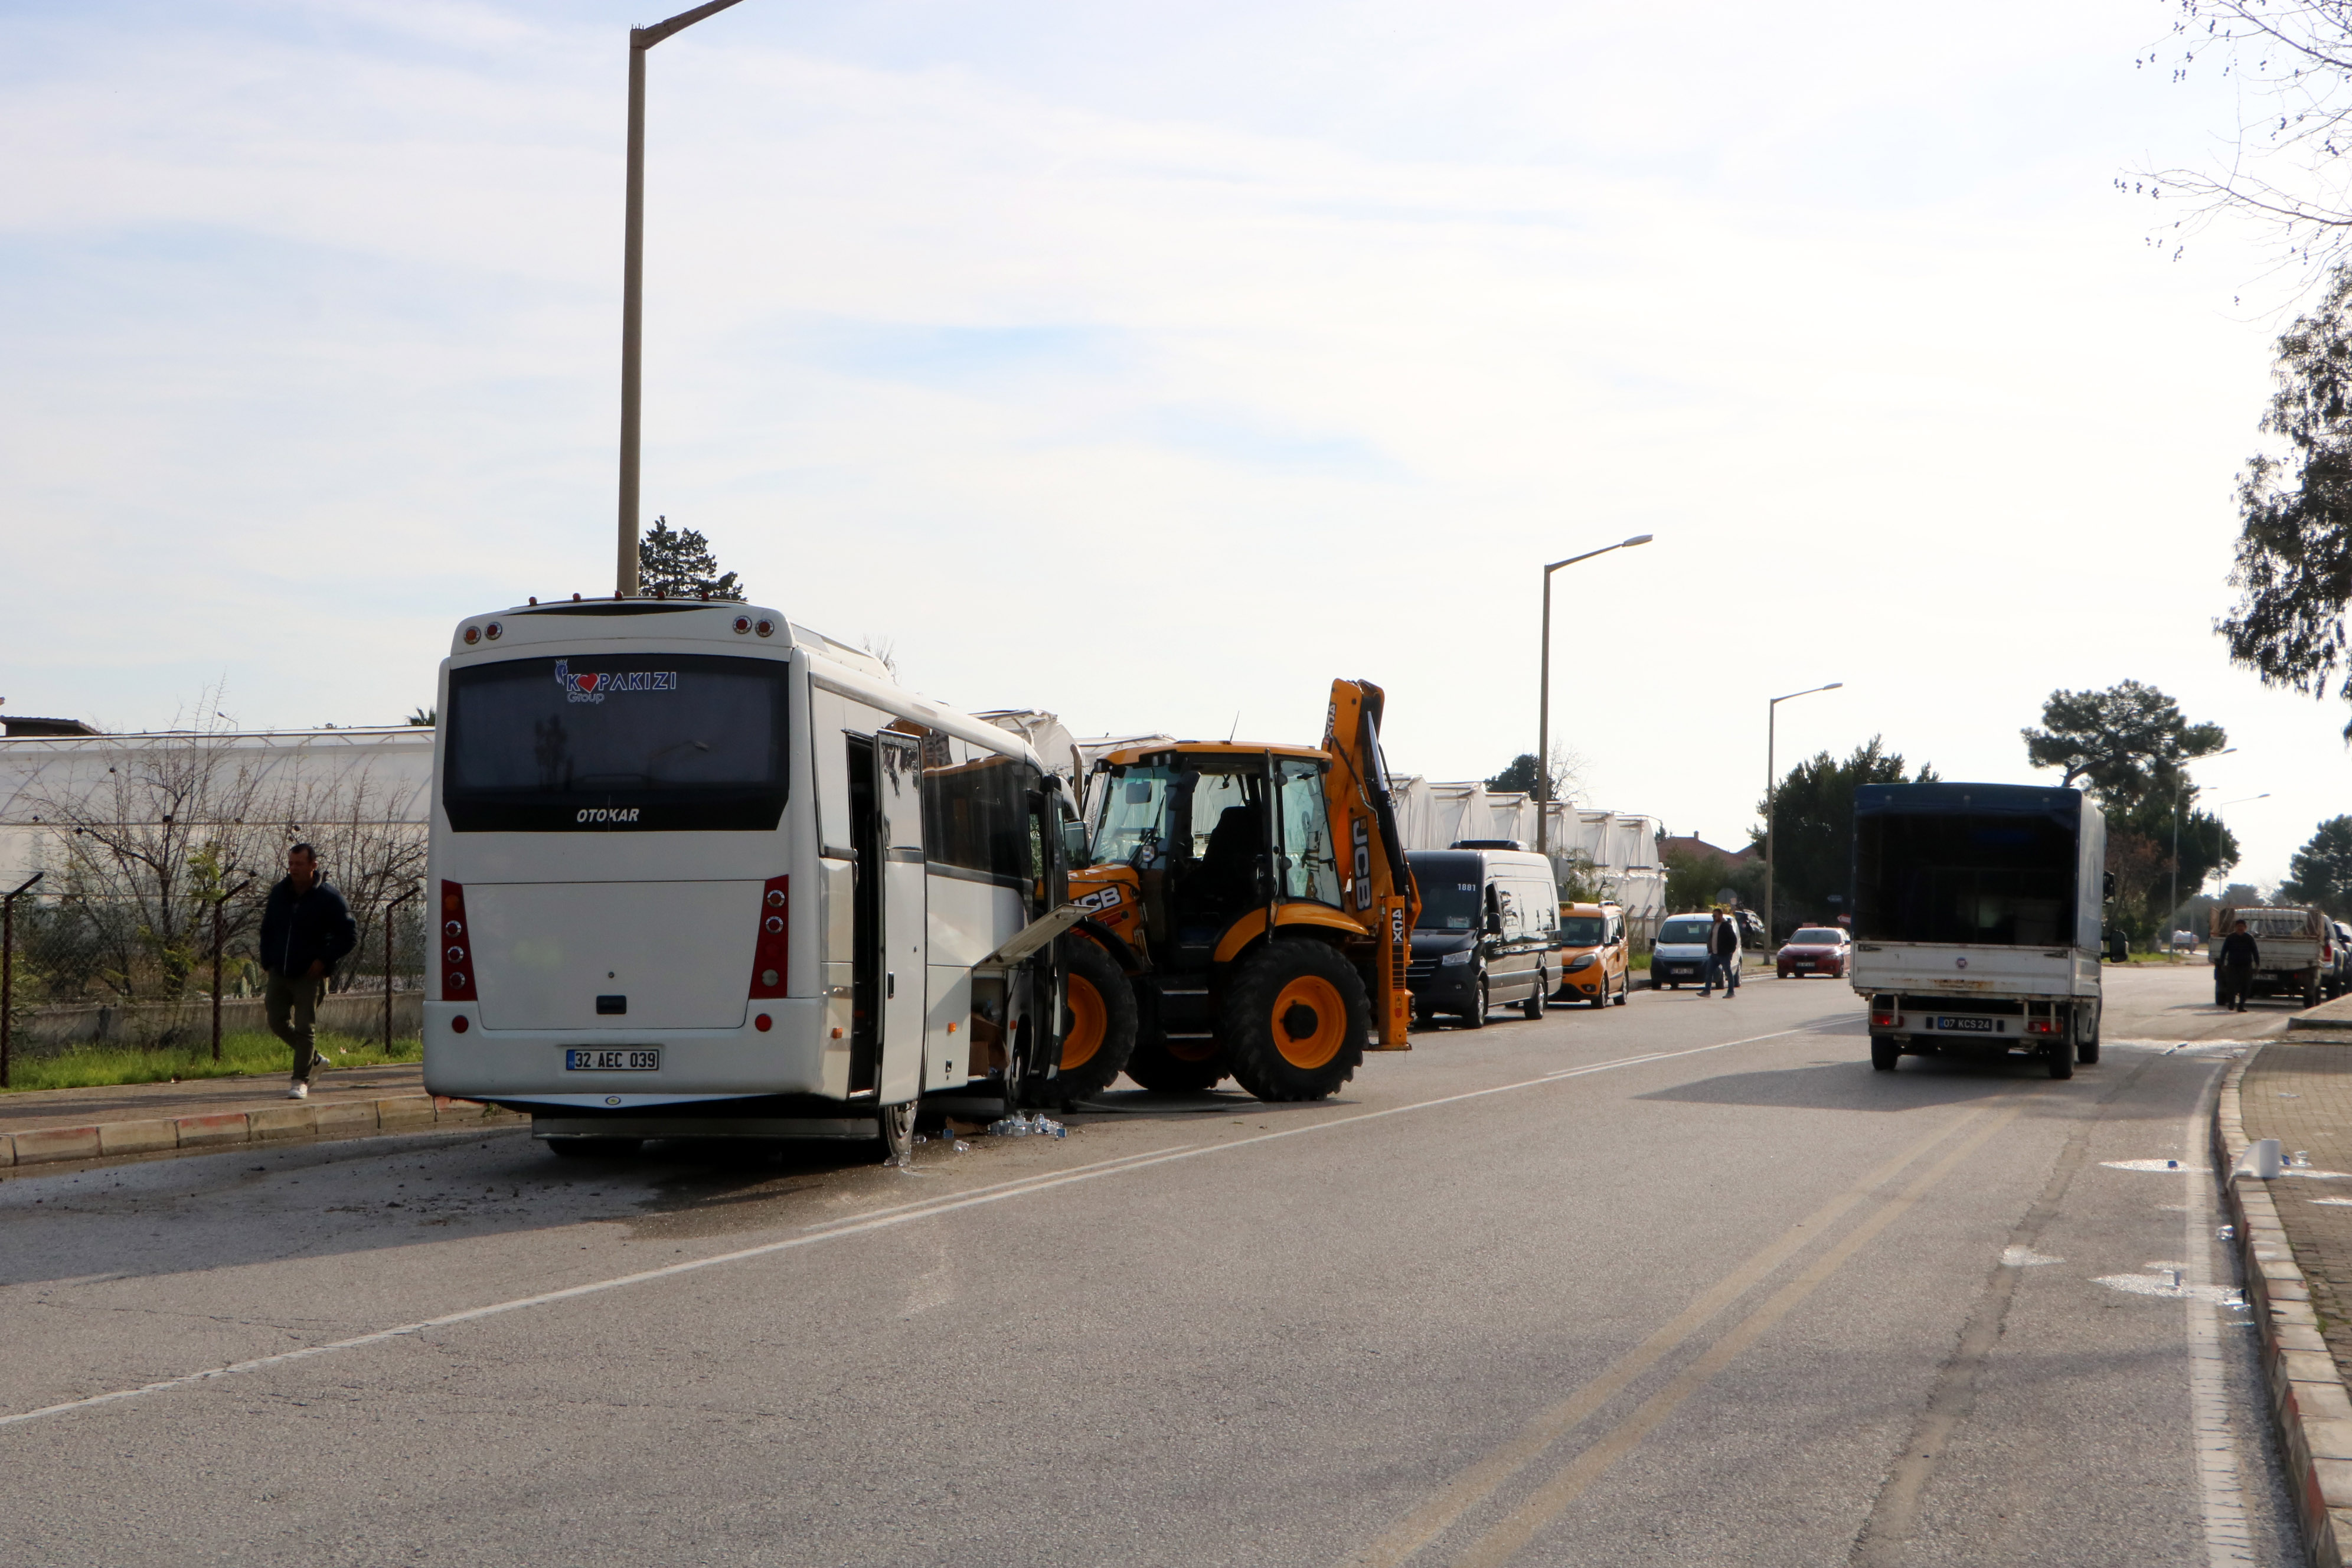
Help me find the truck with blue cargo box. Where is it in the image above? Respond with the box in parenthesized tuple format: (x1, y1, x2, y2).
(1848, 782, 2108, 1079)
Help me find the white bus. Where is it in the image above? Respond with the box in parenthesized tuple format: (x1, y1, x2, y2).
(422, 599, 1080, 1159)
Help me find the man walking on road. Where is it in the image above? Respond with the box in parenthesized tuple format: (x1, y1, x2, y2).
(2219, 917, 2259, 1013)
(1699, 908, 1741, 998)
(260, 843, 357, 1099)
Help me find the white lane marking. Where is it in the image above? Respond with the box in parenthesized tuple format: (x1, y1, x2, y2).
(0, 1028, 1808, 1430)
(2093, 1264, 2242, 1306)
(2183, 1080, 2259, 1564)
(2001, 1246, 2063, 1267)
(2106, 1159, 2211, 1173)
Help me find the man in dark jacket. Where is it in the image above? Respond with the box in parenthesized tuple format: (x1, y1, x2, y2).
(259, 843, 357, 1098)
(1699, 908, 1742, 998)
(2219, 919, 2259, 1013)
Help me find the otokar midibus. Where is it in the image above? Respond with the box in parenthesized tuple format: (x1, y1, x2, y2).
(421, 598, 1083, 1159)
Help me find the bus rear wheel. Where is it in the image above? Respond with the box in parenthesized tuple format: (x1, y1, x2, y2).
(1053, 936, 1139, 1103)
(1223, 940, 1368, 1102)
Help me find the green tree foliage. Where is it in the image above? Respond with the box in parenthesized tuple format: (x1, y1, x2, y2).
(2282, 816, 2352, 914)
(2021, 682, 2227, 809)
(405, 707, 434, 727)
(639, 517, 745, 600)
(2102, 794, 2239, 934)
(1485, 749, 1579, 801)
(1749, 737, 1936, 937)
(1664, 843, 1765, 916)
(2217, 268, 2352, 737)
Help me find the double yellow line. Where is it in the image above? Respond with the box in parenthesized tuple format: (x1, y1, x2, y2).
(1342, 1097, 2034, 1568)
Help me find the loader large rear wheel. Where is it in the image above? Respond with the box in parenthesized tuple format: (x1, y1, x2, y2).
(1053, 936, 1138, 1103)
(1223, 940, 1368, 1102)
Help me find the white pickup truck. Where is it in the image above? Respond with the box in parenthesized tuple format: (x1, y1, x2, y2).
(1850, 782, 2107, 1080)
(2210, 905, 2330, 1008)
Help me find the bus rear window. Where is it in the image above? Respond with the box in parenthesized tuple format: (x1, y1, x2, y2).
(443, 654, 788, 832)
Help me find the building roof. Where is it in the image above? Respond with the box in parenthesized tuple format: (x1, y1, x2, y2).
(0, 717, 99, 738)
(1660, 833, 1756, 863)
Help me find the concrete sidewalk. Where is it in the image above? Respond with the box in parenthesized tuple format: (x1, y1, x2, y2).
(0, 1062, 522, 1173)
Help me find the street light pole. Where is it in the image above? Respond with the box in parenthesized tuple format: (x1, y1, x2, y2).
(617, 0, 749, 597)
(1536, 534, 1652, 858)
(1765, 682, 1843, 950)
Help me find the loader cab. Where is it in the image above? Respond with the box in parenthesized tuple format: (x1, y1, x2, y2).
(1086, 744, 1343, 966)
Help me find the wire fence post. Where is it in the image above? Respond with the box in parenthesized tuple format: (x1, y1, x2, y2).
(385, 884, 419, 1054)
(2, 872, 44, 1089)
(211, 878, 254, 1064)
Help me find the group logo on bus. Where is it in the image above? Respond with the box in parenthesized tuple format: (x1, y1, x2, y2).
(554, 659, 680, 704)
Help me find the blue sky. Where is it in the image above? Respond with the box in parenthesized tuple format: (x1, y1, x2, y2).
(2, 0, 2343, 884)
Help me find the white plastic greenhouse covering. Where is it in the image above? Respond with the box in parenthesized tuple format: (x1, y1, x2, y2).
(1386, 776, 1665, 944)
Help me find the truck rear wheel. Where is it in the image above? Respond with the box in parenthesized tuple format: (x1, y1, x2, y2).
(1223, 940, 1369, 1102)
(1871, 1037, 1899, 1072)
(2046, 1035, 2074, 1080)
(2308, 975, 2325, 1010)
(1053, 936, 1138, 1103)
(2076, 1002, 2101, 1066)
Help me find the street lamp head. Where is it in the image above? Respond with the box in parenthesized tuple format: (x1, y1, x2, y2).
(1822, 682, 1844, 691)
(1621, 534, 1654, 548)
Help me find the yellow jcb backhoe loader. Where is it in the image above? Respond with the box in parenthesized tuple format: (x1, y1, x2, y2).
(1050, 679, 1419, 1103)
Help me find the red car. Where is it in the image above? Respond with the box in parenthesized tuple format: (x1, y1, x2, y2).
(1776, 925, 1853, 979)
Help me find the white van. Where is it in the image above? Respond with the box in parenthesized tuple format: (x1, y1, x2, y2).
(422, 600, 1080, 1159)
(1651, 912, 1733, 989)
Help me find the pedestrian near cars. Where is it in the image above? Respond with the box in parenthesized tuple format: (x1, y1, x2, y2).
(259, 843, 357, 1099)
(1700, 909, 1741, 998)
(2219, 919, 2259, 1013)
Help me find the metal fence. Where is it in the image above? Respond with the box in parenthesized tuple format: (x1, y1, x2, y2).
(0, 877, 426, 1086)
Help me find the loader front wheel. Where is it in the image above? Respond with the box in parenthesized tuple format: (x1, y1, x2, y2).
(1053, 936, 1138, 1103)
(1223, 941, 1369, 1102)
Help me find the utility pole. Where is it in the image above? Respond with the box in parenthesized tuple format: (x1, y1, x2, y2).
(1536, 534, 1651, 857)
(618, 0, 749, 597)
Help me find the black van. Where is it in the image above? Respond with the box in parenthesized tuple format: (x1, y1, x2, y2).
(1404, 847, 1560, 1026)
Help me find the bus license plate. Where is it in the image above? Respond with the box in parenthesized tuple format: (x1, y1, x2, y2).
(566, 1048, 661, 1071)
(1935, 1016, 1995, 1033)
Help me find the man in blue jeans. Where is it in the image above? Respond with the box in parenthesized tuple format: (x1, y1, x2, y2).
(1698, 909, 1742, 997)
(258, 842, 357, 1099)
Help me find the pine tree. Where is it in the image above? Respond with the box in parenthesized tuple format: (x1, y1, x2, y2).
(638, 517, 746, 600)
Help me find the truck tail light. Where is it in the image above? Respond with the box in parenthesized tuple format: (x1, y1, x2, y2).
(440, 880, 478, 1002)
(750, 876, 788, 998)
(2027, 1019, 2056, 1034)
(1870, 1010, 1902, 1030)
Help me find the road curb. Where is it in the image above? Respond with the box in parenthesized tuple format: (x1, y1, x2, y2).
(2213, 1044, 2352, 1568)
(0, 1095, 524, 1175)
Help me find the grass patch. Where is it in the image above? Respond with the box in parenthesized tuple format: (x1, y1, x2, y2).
(3, 1029, 420, 1094)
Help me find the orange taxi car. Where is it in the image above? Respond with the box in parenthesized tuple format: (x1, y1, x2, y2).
(1551, 900, 1631, 1008)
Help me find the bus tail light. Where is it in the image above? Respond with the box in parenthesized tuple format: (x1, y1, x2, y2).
(750, 876, 788, 999)
(441, 880, 479, 1002)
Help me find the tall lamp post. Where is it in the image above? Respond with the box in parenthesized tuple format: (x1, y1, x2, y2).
(616, 0, 750, 597)
(2167, 747, 2238, 942)
(1765, 682, 1843, 950)
(1535, 534, 1652, 857)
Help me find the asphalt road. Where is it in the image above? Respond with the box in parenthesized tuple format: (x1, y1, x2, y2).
(0, 964, 2306, 1566)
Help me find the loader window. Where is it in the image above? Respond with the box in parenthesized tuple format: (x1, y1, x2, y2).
(1275, 758, 1342, 907)
(1092, 763, 1178, 867)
